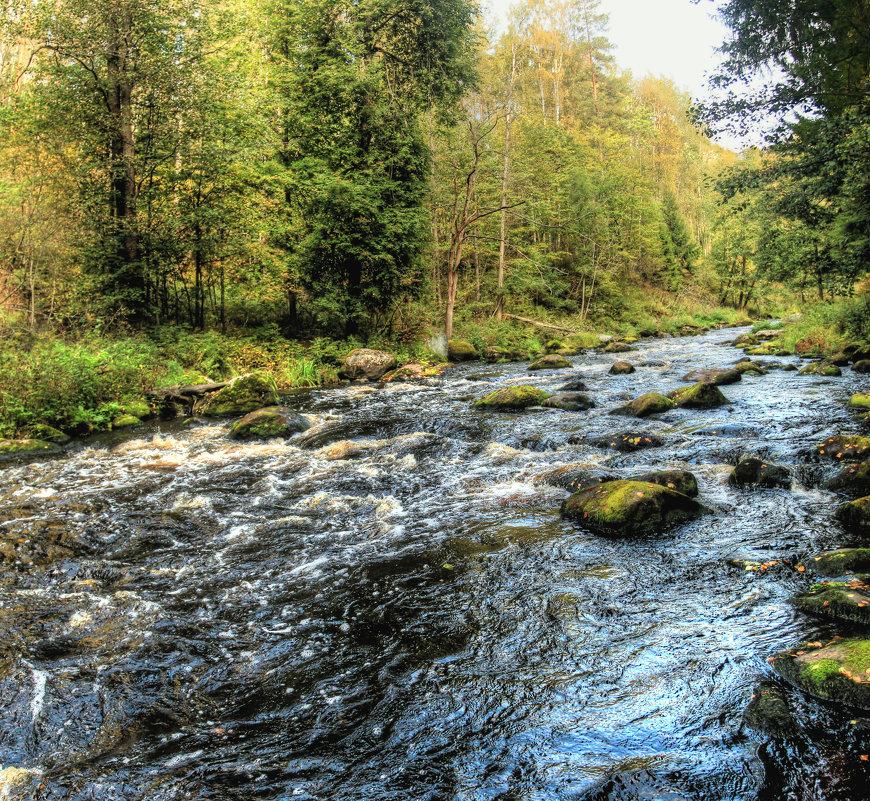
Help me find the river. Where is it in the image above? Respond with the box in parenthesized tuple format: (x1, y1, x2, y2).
(0, 325, 867, 800)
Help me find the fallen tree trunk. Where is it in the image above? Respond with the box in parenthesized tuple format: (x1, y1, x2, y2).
(150, 381, 230, 398)
(503, 313, 578, 334)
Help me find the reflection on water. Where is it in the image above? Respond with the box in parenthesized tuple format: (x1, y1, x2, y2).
(0, 326, 868, 800)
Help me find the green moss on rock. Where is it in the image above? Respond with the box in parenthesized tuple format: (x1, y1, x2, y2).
(119, 396, 152, 419)
(771, 638, 870, 710)
(850, 393, 870, 410)
(560, 479, 707, 536)
(815, 435, 870, 462)
(826, 460, 870, 496)
(447, 339, 477, 361)
(836, 496, 870, 534)
(112, 415, 141, 429)
(611, 392, 676, 418)
(0, 438, 62, 461)
(629, 469, 698, 497)
(733, 361, 766, 375)
(668, 381, 730, 408)
(27, 424, 71, 445)
(798, 361, 842, 376)
(228, 406, 311, 440)
(813, 548, 870, 577)
(528, 355, 572, 371)
(743, 683, 799, 737)
(793, 579, 870, 626)
(471, 385, 550, 411)
(200, 373, 279, 417)
(602, 341, 634, 353)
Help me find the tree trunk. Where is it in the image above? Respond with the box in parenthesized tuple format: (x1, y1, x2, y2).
(496, 40, 517, 321)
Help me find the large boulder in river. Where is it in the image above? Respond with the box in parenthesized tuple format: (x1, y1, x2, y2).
(826, 460, 870, 496)
(339, 348, 397, 380)
(836, 496, 870, 534)
(602, 341, 634, 353)
(798, 361, 842, 376)
(733, 360, 766, 375)
(668, 382, 730, 409)
(811, 548, 870, 577)
(793, 579, 870, 626)
(771, 638, 870, 710)
(852, 359, 870, 373)
(611, 392, 676, 418)
(728, 456, 792, 489)
(628, 469, 699, 497)
(471, 385, 550, 411)
(200, 373, 279, 417)
(559, 376, 588, 391)
(609, 361, 635, 375)
(0, 438, 62, 462)
(528, 354, 571, 371)
(560, 479, 707, 536)
(541, 392, 594, 411)
(447, 339, 477, 362)
(681, 368, 742, 385)
(815, 435, 870, 462)
(228, 407, 310, 440)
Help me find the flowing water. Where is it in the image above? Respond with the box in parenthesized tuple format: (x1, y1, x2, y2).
(1, 327, 869, 800)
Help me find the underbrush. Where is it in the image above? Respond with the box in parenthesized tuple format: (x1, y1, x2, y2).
(774, 297, 870, 354)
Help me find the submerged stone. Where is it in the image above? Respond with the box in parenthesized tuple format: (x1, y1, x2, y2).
(743, 682, 799, 738)
(611, 392, 676, 418)
(836, 496, 870, 534)
(541, 392, 594, 411)
(339, 348, 398, 380)
(668, 382, 730, 409)
(528, 354, 572, 371)
(793, 579, 870, 626)
(826, 460, 870, 496)
(814, 435, 870, 462)
(609, 361, 635, 375)
(628, 469, 699, 498)
(812, 548, 870, 577)
(447, 339, 477, 362)
(228, 407, 311, 440)
(798, 361, 842, 376)
(728, 457, 792, 489)
(471, 385, 550, 411)
(200, 373, 280, 417)
(560, 479, 707, 536)
(771, 638, 870, 710)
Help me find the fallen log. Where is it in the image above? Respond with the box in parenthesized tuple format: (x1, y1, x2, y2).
(149, 380, 229, 398)
(503, 313, 578, 334)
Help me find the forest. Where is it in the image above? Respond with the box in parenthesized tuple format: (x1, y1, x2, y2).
(0, 0, 868, 434)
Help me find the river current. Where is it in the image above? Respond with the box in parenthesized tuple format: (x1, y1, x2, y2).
(1, 326, 868, 800)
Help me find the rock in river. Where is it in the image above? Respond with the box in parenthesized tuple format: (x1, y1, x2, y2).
(628, 469, 699, 497)
(728, 456, 792, 489)
(560, 479, 708, 536)
(559, 376, 588, 392)
(199, 373, 280, 417)
(680, 368, 742, 385)
(667, 382, 730, 409)
(541, 392, 594, 411)
(812, 548, 870, 577)
(793, 579, 870, 626)
(853, 359, 870, 374)
(826, 460, 870, 496)
(585, 432, 665, 453)
(339, 348, 398, 380)
(0, 438, 62, 462)
(471, 386, 550, 411)
(771, 638, 870, 710)
(743, 682, 799, 738)
(528, 354, 572, 371)
(534, 466, 619, 492)
(814, 435, 870, 462)
(602, 341, 634, 353)
(228, 407, 311, 440)
(798, 361, 842, 377)
(611, 392, 676, 418)
(836, 496, 870, 534)
(609, 361, 635, 375)
(447, 339, 477, 362)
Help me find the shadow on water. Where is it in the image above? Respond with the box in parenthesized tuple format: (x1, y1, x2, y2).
(1, 326, 869, 799)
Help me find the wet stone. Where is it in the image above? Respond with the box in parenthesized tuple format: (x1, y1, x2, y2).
(680, 368, 742, 385)
(628, 469, 699, 497)
(743, 682, 799, 738)
(582, 431, 665, 453)
(609, 361, 635, 375)
(540, 392, 595, 411)
(852, 360, 870, 374)
(528, 354, 572, 371)
(728, 457, 792, 489)
(559, 376, 588, 392)
(471, 386, 550, 411)
(836, 496, 870, 534)
(815, 436, 870, 463)
(826, 460, 870, 497)
(0, 438, 62, 462)
(602, 341, 634, 353)
(812, 548, 870, 577)
(339, 348, 398, 380)
(228, 407, 311, 440)
(798, 361, 842, 377)
(667, 382, 730, 409)
(534, 466, 619, 492)
(610, 392, 676, 418)
(793, 579, 870, 626)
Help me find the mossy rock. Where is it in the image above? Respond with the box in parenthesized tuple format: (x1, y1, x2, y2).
(826, 460, 870, 497)
(828, 352, 851, 366)
(383, 363, 448, 381)
(850, 393, 870, 410)
(534, 466, 619, 492)
(482, 346, 517, 364)
(852, 359, 870, 374)
(543, 339, 565, 353)
(681, 368, 742, 385)
(744, 345, 779, 356)
(602, 341, 634, 353)
(732, 334, 758, 347)
(560, 479, 707, 536)
(471, 385, 550, 411)
(610, 392, 676, 418)
(836, 496, 870, 534)
(609, 361, 635, 375)
(540, 392, 594, 411)
(812, 548, 870, 577)
(200, 373, 280, 417)
(743, 683, 799, 738)
(798, 361, 842, 376)
(0, 438, 62, 462)
(447, 339, 477, 362)
(728, 457, 792, 489)
(112, 414, 142, 429)
(668, 382, 730, 409)
(228, 406, 311, 440)
(339, 348, 398, 380)
(119, 396, 152, 419)
(771, 638, 870, 710)
(27, 424, 71, 445)
(815, 435, 870, 462)
(628, 469, 698, 498)
(528, 354, 572, 371)
(586, 431, 665, 453)
(793, 579, 870, 626)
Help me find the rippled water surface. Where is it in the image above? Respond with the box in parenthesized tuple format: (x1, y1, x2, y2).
(1, 327, 869, 800)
